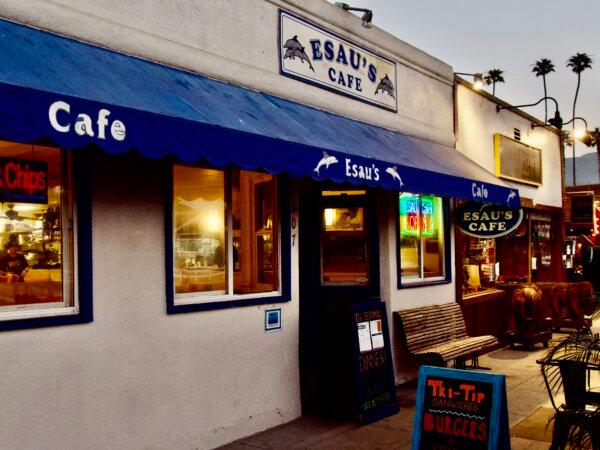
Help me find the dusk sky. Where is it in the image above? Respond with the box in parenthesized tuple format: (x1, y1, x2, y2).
(330, 0, 600, 156)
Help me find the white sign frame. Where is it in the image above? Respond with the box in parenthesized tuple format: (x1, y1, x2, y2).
(279, 10, 398, 112)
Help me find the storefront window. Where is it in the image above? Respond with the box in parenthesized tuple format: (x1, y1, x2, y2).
(495, 219, 529, 282)
(530, 215, 553, 281)
(173, 166, 227, 295)
(398, 193, 446, 284)
(462, 236, 497, 295)
(172, 165, 280, 303)
(232, 169, 278, 294)
(0, 141, 74, 318)
(321, 190, 369, 285)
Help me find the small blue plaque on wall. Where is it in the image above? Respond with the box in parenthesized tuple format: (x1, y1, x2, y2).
(265, 308, 282, 332)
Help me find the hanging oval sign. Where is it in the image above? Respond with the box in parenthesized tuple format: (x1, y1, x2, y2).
(457, 201, 523, 238)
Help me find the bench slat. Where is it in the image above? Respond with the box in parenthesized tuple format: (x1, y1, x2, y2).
(394, 302, 497, 363)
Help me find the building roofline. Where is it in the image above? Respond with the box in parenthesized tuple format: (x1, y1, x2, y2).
(284, 0, 455, 82)
(454, 76, 561, 136)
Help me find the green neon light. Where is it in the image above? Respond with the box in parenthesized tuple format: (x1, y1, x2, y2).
(399, 194, 439, 237)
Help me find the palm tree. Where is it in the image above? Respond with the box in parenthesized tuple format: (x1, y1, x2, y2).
(567, 53, 593, 185)
(484, 68, 505, 96)
(532, 58, 555, 121)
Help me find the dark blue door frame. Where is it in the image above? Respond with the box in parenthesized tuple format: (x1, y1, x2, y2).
(298, 179, 380, 415)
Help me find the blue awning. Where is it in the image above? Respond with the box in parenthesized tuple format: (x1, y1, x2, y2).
(0, 19, 519, 206)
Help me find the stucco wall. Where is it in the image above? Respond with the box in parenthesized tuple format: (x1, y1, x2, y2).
(0, 1, 463, 446)
(0, 0, 455, 147)
(455, 83, 563, 208)
(378, 190, 456, 384)
(0, 152, 301, 449)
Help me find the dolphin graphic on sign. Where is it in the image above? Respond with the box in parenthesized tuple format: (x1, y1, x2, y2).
(386, 165, 403, 186)
(283, 35, 315, 72)
(507, 190, 516, 204)
(375, 74, 395, 99)
(314, 151, 339, 175)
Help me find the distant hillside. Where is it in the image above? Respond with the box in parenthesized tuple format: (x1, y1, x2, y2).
(565, 152, 599, 186)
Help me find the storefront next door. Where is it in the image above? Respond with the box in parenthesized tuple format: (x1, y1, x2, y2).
(298, 180, 380, 415)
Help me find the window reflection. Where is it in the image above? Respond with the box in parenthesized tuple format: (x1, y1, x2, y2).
(173, 166, 227, 294)
(321, 190, 369, 285)
(172, 165, 280, 299)
(0, 142, 71, 310)
(232, 169, 279, 294)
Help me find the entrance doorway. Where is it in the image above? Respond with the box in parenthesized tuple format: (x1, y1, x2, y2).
(298, 180, 380, 415)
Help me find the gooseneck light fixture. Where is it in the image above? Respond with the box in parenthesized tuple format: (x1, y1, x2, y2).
(564, 117, 589, 139)
(532, 115, 587, 130)
(335, 3, 374, 28)
(497, 97, 563, 129)
(455, 72, 485, 90)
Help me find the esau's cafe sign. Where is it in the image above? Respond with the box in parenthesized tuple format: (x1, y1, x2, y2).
(457, 201, 523, 238)
(279, 10, 397, 111)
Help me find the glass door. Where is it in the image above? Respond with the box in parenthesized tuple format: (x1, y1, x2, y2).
(320, 190, 369, 286)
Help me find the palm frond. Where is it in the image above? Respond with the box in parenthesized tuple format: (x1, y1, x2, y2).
(567, 53, 593, 74)
(532, 58, 555, 76)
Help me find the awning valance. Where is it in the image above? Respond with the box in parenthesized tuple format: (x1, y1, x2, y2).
(0, 19, 519, 207)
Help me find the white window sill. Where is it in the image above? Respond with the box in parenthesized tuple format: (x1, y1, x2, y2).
(174, 290, 283, 306)
(0, 305, 78, 321)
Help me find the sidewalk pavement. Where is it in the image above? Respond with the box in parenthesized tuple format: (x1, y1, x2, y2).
(220, 340, 572, 449)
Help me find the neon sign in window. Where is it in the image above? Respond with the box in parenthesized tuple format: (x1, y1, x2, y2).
(399, 195, 436, 236)
(398, 193, 446, 282)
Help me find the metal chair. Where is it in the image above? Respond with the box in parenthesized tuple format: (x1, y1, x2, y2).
(538, 332, 600, 449)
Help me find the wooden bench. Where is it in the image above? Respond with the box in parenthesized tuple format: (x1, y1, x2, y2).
(394, 302, 498, 369)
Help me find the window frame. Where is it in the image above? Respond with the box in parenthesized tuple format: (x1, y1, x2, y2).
(0, 148, 93, 331)
(165, 163, 291, 313)
(319, 189, 370, 287)
(396, 192, 452, 289)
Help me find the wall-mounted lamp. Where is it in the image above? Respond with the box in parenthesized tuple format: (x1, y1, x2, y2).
(497, 97, 562, 129)
(532, 115, 586, 132)
(573, 127, 586, 139)
(532, 116, 592, 144)
(335, 3, 374, 28)
(455, 72, 485, 90)
(565, 117, 592, 146)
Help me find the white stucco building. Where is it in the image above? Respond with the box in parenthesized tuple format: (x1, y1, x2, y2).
(0, 2, 520, 448)
(453, 77, 565, 340)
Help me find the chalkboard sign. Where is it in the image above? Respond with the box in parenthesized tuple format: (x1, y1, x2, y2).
(349, 302, 399, 424)
(412, 366, 509, 450)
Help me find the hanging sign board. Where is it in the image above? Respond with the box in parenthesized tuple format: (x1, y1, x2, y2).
(279, 10, 398, 112)
(457, 201, 523, 238)
(494, 134, 542, 186)
(412, 366, 510, 450)
(349, 302, 399, 424)
(571, 195, 594, 222)
(0, 158, 48, 203)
